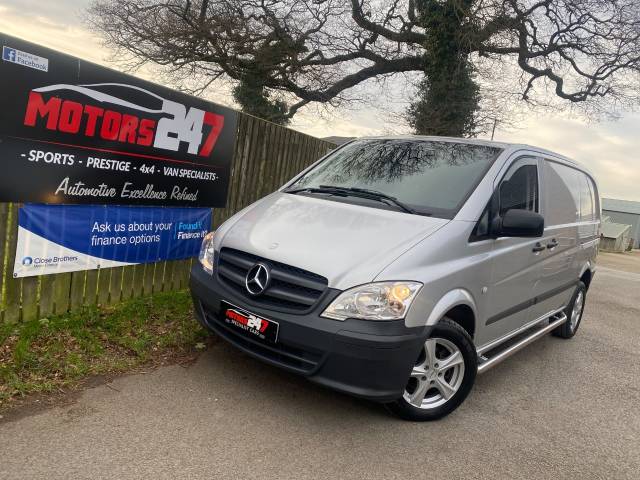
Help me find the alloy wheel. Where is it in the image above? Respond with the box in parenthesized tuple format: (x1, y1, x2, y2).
(570, 290, 585, 332)
(403, 337, 465, 409)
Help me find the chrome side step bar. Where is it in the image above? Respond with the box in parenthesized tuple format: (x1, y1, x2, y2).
(477, 312, 568, 374)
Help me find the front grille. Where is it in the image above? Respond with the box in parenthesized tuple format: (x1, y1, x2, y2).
(202, 306, 322, 374)
(217, 248, 328, 312)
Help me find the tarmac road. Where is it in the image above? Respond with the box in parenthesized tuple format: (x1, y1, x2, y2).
(1, 257, 639, 480)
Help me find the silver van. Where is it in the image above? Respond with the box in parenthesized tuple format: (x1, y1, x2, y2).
(190, 137, 600, 421)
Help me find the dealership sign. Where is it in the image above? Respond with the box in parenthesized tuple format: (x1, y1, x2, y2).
(0, 34, 237, 207)
(14, 204, 212, 278)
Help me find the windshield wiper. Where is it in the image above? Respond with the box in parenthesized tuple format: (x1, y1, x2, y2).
(318, 185, 424, 215)
(285, 185, 426, 215)
(283, 185, 342, 195)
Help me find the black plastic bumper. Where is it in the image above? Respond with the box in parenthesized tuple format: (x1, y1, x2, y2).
(189, 265, 430, 402)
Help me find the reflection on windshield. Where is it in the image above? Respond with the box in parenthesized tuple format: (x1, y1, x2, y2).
(290, 139, 503, 218)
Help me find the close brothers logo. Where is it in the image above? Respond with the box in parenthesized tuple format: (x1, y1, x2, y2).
(21, 255, 79, 268)
(22, 83, 225, 158)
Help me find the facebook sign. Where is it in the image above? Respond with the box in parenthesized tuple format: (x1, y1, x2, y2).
(2, 46, 16, 62)
(2, 45, 48, 72)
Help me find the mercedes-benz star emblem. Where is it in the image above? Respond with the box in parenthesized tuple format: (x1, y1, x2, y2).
(245, 263, 270, 296)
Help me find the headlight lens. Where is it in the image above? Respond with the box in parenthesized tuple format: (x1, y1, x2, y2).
(198, 231, 215, 274)
(321, 281, 422, 321)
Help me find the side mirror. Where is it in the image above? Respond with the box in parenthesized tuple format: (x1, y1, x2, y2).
(492, 209, 544, 238)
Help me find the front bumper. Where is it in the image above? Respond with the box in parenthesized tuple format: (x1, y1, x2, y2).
(190, 265, 430, 402)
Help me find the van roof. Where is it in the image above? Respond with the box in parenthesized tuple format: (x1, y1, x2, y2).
(357, 135, 587, 172)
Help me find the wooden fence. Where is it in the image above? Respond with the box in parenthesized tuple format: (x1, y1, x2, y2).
(0, 113, 334, 324)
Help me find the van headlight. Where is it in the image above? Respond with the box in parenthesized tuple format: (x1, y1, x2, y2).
(198, 232, 215, 274)
(321, 282, 422, 321)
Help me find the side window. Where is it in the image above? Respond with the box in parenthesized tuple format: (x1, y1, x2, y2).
(470, 157, 538, 242)
(499, 161, 538, 216)
(543, 161, 580, 226)
(580, 174, 595, 222)
(473, 207, 490, 238)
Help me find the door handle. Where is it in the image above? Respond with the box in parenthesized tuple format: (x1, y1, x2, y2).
(547, 239, 559, 249)
(532, 242, 546, 253)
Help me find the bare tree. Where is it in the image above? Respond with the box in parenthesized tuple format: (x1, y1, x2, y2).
(88, 0, 640, 135)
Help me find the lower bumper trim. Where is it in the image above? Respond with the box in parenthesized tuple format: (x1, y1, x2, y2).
(198, 301, 322, 375)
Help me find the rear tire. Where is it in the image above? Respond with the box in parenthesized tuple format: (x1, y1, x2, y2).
(552, 281, 586, 339)
(386, 318, 477, 421)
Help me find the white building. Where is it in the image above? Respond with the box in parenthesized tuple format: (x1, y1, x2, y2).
(602, 198, 640, 249)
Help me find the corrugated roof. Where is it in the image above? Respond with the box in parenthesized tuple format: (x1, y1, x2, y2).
(601, 221, 631, 239)
(602, 198, 640, 215)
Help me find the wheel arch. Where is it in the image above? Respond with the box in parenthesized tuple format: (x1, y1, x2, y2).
(424, 289, 478, 339)
(578, 262, 594, 290)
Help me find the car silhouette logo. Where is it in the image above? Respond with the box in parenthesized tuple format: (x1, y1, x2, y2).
(245, 263, 270, 296)
(33, 82, 165, 114)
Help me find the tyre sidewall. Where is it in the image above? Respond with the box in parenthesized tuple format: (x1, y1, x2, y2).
(552, 281, 587, 339)
(387, 318, 477, 421)
(566, 281, 587, 336)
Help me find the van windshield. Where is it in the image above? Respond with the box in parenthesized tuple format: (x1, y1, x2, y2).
(286, 139, 503, 219)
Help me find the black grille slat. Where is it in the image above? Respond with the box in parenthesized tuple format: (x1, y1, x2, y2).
(269, 268, 326, 291)
(221, 249, 258, 270)
(266, 285, 317, 306)
(217, 248, 328, 312)
(217, 263, 246, 286)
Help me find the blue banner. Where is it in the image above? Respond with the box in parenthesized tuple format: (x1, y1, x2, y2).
(14, 204, 211, 277)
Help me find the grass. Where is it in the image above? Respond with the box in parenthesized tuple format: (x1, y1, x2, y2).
(0, 290, 209, 411)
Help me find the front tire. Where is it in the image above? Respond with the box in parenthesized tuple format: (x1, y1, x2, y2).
(386, 318, 477, 421)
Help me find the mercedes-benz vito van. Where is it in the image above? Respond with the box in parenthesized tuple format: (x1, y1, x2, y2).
(190, 137, 600, 421)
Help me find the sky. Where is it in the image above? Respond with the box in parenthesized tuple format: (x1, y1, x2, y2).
(1, 0, 638, 202)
